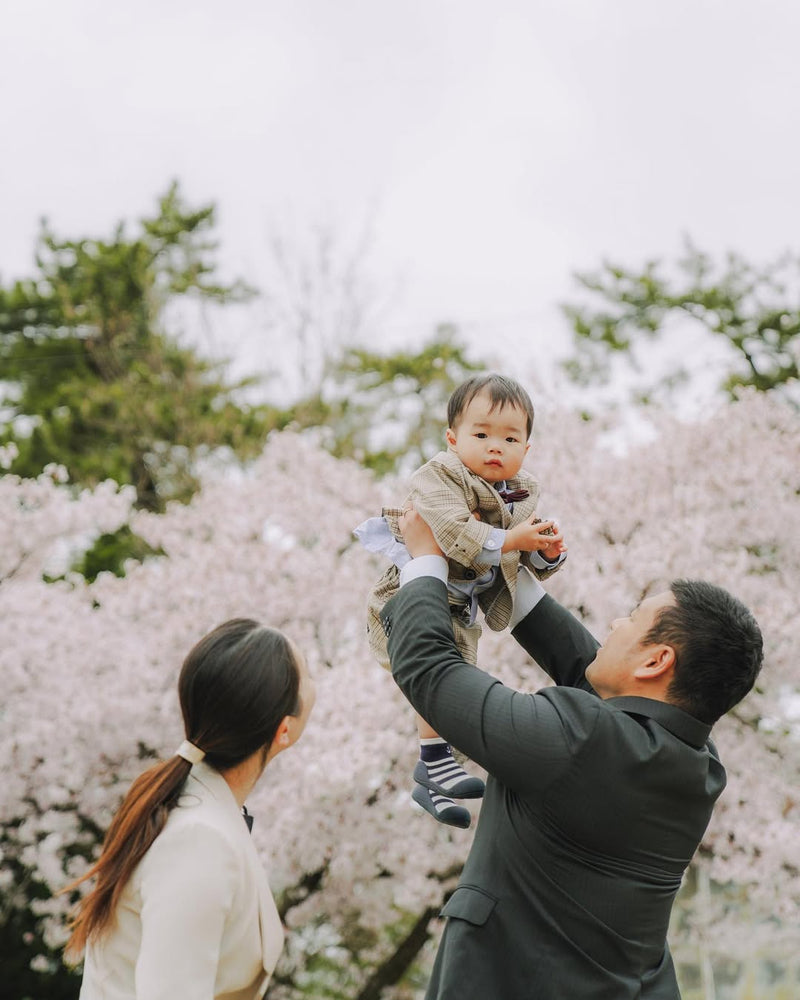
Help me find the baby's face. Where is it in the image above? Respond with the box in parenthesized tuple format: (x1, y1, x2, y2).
(446, 391, 530, 484)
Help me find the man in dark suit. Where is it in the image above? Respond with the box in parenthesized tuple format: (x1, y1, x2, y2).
(381, 509, 763, 1000)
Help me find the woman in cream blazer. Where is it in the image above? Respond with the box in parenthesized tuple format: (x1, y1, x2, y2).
(68, 618, 316, 1000)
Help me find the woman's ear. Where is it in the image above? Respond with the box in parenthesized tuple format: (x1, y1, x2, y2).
(271, 717, 292, 754)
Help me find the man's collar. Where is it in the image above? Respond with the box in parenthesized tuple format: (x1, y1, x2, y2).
(608, 695, 712, 748)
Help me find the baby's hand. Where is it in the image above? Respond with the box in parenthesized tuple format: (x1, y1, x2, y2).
(502, 517, 564, 555)
(540, 523, 568, 562)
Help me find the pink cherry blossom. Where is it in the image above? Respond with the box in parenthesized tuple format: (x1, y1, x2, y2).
(2, 391, 798, 992)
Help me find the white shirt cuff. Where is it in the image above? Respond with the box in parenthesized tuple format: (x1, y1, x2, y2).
(529, 549, 567, 570)
(479, 526, 505, 565)
(399, 555, 449, 587)
(510, 565, 547, 628)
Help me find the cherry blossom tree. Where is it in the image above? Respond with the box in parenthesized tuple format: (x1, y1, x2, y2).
(2, 391, 798, 998)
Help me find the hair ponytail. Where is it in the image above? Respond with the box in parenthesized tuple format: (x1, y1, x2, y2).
(64, 755, 191, 959)
(63, 617, 301, 961)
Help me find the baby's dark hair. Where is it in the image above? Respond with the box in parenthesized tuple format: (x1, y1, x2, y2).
(447, 373, 535, 439)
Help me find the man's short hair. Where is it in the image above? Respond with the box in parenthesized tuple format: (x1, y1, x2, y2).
(447, 373, 535, 439)
(644, 579, 763, 724)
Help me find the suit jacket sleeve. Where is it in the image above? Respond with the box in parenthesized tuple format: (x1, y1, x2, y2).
(136, 822, 236, 999)
(385, 577, 602, 793)
(511, 592, 600, 692)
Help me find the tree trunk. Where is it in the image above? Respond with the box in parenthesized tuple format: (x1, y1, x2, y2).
(354, 905, 439, 1000)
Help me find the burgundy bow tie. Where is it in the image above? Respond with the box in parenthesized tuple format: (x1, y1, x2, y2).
(497, 487, 530, 503)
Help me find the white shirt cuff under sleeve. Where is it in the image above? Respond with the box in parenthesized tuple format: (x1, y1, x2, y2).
(510, 565, 548, 628)
(399, 555, 449, 587)
(529, 549, 568, 570)
(479, 526, 505, 565)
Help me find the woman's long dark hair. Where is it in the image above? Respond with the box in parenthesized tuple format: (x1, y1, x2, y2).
(64, 618, 301, 958)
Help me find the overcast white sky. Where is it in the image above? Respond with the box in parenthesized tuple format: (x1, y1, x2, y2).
(2, 0, 800, 404)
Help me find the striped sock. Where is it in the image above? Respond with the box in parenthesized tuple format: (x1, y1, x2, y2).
(419, 738, 476, 794)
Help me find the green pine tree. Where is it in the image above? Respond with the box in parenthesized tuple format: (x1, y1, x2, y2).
(561, 241, 800, 403)
(0, 182, 270, 510)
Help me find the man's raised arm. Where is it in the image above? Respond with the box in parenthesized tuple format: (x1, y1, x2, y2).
(382, 509, 588, 792)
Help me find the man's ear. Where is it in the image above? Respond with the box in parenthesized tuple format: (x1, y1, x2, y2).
(633, 645, 676, 681)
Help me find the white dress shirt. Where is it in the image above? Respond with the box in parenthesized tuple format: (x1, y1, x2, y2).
(399, 556, 547, 628)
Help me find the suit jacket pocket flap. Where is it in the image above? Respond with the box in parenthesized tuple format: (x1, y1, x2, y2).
(440, 885, 498, 925)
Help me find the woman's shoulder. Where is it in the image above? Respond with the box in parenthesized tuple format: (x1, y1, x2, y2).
(131, 799, 243, 917)
(150, 772, 245, 856)
(136, 796, 243, 892)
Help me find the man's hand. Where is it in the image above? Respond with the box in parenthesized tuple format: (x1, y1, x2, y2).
(398, 505, 444, 558)
(502, 517, 566, 556)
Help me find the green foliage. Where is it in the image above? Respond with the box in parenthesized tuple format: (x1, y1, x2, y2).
(0, 183, 491, 507)
(69, 525, 163, 583)
(280, 324, 485, 475)
(0, 182, 269, 511)
(561, 242, 800, 400)
(0, 182, 489, 519)
(0, 826, 82, 1000)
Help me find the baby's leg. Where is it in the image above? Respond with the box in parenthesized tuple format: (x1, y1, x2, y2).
(414, 714, 484, 797)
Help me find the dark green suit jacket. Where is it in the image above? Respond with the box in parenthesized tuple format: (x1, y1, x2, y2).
(383, 576, 724, 1000)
